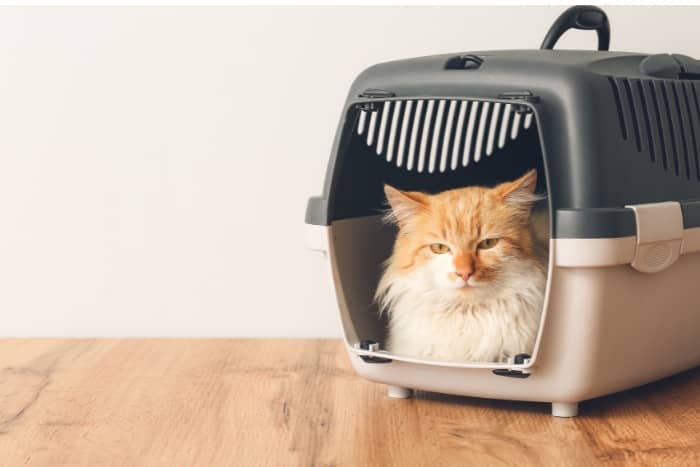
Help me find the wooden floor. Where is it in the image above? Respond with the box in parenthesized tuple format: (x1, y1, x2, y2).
(0, 339, 698, 466)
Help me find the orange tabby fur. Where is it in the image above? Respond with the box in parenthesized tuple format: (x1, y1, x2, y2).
(376, 170, 547, 362)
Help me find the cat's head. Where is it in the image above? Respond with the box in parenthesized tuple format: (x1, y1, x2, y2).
(382, 170, 541, 301)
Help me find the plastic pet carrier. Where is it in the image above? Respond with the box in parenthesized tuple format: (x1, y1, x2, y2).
(304, 6, 700, 417)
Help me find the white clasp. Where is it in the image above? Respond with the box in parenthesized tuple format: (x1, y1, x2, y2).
(305, 223, 330, 254)
(624, 202, 683, 273)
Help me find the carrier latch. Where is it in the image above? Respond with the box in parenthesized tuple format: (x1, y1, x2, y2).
(492, 353, 532, 378)
(357, 340, 392, 364)
(498, 91, 539, 114)
(625, 202, 683, 274)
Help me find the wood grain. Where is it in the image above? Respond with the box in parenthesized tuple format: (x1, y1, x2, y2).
(0, 339, 698, 466)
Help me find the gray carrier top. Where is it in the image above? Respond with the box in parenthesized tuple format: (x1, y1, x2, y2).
(306, 5, 700, 240)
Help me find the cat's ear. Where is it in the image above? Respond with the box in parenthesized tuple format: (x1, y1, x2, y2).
(384, 185, 428, 226)
(496, 169, 539, 208)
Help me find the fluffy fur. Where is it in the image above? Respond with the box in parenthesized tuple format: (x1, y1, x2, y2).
(375, 170, 548, 363)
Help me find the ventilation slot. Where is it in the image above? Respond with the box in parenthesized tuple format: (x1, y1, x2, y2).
(635, 79, 656, 163)
(689, 83, 700, 180)
(357, 111, 366, 135)
(366, 111, 378, 147)
(682, 84, 699, 180)
(428, 100, 446, 173)
(406, 100, 424, 171)
(395, 100, 413, 168)
(609, 77, 628, 140)
(386, 101, 402, 163)
(440, 100, 457, 173)
(418, 100, 435, 173)
(463, 101, 479, 166)
(510, 111, 522, 140)
(621, 79, 643, 152)
(608, 76, 700, 180)
(357, 98, 534, 172)
(660, 81, 681, 176)
(485, 103, 501, 156)
(473, 101, 491, 163)
(649, 80, 670, 171)
(672, 81, 692, 179)
(450, 101, 468, 170)
(498, 104, 513, 150)
(376, 101, 391, 156)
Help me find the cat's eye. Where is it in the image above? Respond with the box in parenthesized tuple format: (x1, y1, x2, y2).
(477, 238, 500, 250)
(429, 243, 450, 254)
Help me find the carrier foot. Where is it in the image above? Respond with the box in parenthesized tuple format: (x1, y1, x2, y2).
(387, 385, 413, 399)
(551, 402, 579, 417)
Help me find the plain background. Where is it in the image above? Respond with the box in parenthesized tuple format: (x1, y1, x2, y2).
(0, 6, 699, 336)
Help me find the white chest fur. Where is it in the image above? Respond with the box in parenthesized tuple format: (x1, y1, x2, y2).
(382, 261, 546, 363)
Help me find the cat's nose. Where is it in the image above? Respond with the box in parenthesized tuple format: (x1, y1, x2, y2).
(454, 253, 475, 282)
(456, 266, 473, 281)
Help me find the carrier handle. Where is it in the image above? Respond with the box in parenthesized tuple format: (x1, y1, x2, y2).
(540, 5, 610, 51)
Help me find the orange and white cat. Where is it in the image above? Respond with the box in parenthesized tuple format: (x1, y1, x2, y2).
(375, 170, 547, 363)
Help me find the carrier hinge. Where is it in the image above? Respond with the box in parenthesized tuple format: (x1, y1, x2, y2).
(492, 353, 532, 378)
(498, 91, 540, 114)
(358, 88, 396, 99)
(624, 201, 683, 273)
(356, 340, 392, 364)
(355, 89, 396, 111)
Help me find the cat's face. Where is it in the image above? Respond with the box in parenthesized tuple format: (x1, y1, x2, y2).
(384, 170, 539, 300)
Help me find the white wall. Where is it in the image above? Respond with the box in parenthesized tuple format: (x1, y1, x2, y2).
(0, 6, 698, 336)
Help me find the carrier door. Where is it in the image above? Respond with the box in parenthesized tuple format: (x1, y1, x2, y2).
(324, 96, 551, 373)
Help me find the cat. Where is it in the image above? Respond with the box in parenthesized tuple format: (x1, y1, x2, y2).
(375, 170, 548, 363)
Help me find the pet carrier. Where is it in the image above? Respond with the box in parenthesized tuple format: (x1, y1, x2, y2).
(305, 5, 700, 417)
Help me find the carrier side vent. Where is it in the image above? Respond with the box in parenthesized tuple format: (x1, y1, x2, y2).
(356, 99, 534, 173)
(608, 77, 700, 181)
